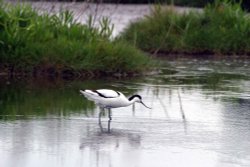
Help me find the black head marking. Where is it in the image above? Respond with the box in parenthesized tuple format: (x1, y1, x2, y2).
(128, 95, 142, 101)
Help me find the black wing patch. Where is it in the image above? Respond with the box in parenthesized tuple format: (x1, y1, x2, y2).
(93, 90, 120, 98)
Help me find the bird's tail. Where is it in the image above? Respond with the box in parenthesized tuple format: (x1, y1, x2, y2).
(80, 89, 96, 96)
(80, 90, 99, 102)
(79, 90, 85, 95)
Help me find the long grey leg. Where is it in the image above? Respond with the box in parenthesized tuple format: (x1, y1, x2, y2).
(108, 108, 112, 133)
(98, 108, 104, 132)
(108, 108, 112, 120)
(108, 118, 111, 133)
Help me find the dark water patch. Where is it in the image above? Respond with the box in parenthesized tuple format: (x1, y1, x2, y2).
(160, 73, 248, 89)
(0, 77, 142, 121)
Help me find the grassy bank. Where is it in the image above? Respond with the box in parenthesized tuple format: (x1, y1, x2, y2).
(0, 2, 150, 78)
(120, 0, 250, 55)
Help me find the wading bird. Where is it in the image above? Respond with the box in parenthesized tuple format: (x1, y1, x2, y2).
(80, 89, 151, 123)
(80, 89, 151, 109)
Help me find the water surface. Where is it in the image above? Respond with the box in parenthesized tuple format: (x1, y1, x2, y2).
(1, 57, 250, 167)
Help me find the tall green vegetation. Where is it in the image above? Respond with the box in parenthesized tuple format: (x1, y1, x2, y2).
(120, 0, 250, 55)
(0, 2, 150, 75)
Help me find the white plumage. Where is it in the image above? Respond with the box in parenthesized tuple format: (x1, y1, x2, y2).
(80, 89, 151, 109)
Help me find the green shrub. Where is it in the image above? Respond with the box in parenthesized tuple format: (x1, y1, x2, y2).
(120, 0, 250, 55)
(0, 2, 150, 74)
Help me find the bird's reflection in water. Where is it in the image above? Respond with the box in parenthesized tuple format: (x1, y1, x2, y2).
(79, 122, 141, 150)
(79, 128, 141, 167)
(79, 130, 141, 149)
(79, 122, 141, 167)
(80, 105, 141, 151)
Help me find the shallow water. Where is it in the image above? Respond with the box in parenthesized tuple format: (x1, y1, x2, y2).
(1, 57, 250, 167)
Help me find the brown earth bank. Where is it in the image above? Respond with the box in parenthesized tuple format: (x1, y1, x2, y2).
(149, 50, 250, 57)
(0, 64, 144, 80)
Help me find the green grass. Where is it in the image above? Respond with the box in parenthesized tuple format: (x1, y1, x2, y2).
(120, 0, 250, 55)
(0, 2, 150, 76)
